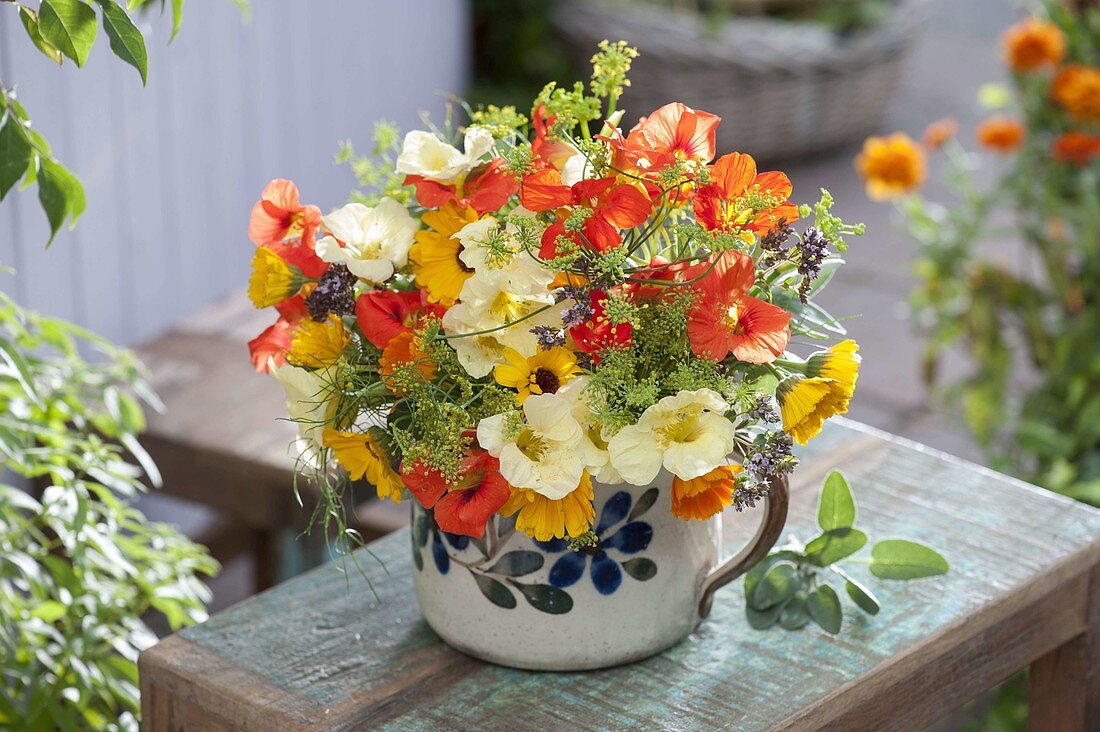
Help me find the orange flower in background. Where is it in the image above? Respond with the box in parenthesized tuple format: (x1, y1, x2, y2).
(404, 158, 519, 214)
(1003, 17, 1065, 71)
(523, 173, 652, 254)
(686, 251, 791, 364)
(693, 152, 798, 235)
(248, 317, 295, 373)
(380, 330, 437, 385)
(248, 179, 322, 247)
(671, 464, 742, 520)
(1053, 65, 1100, 123)
(855, 133, 927, 201)
(976, 115, 1025, 153)
(922, 118, 958, 149)
(1053, 131, 1100, 166)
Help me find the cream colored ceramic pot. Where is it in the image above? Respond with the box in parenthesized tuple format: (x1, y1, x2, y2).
(410, 470, 788, 671)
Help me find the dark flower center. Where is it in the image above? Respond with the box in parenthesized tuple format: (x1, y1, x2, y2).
(534, 368, 560, 394)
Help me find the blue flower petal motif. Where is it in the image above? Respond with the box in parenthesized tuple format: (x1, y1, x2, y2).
(533, 537, 569, 552)
(431, 529, 450, 574)
(443, 532, 470, 551)
(603, 521, 653, 554)
(595, 491, 632, 535)
(589, 550, 622, 595)
(548, 551, 587, 588)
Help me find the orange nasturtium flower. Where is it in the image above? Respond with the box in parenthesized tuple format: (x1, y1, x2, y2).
(692, 152, 798, 235)
(855, 133, 927, 201)
(248, 179, 322, 247)
(922, 118, 958, 150)
(976, 115, 1026, 153)
(380, 330, 437, 387)
(608, 102, 722, 172)
(1002, 18, 1065, 72)
(670, 464, 742, 521)
(1053, 131, 1100, 167)
(1052, 65, 1100, 123)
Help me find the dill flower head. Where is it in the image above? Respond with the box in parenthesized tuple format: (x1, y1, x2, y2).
(248, 247, 302, 308)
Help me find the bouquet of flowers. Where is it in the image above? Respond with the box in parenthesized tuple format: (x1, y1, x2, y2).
(855, 3, 1100, 501)
(246, 42, 863, 545)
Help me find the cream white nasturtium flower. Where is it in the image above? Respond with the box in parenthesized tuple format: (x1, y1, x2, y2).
(608, 388, 736, 485)
(315, 199, 416, 283)
(395, 127, 495, 183)
(558, 376, 622, 485)
(269, 360, 338, 466)
(477, 393, 601, 499)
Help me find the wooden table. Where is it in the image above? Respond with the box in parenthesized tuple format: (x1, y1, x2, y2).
(138, 419, 1100, 731)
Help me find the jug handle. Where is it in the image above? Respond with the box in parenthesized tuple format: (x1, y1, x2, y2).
(697, 475, 790, 619)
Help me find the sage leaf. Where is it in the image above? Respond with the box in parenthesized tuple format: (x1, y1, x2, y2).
(870, 540, 949, 579)
(807, 585, 843, 634)
(817, 470, 855, 530)
(805, 528, 867, 567)
(95, 0, 148, 85)
(473, 573, 516, 609)
(38, 0, 98, 67)
(746, 604, 781, 630)
(779, 595, 810, 630)
(845, 579, 881, 615)
(744, 550, 801, 610)
(752, 562, 800, 610)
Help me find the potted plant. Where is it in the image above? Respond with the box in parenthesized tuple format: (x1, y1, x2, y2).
(245, 41, 865, 670)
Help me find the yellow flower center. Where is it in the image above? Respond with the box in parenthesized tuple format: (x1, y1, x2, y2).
(489, 291, 528, 322)
(516, 427, 548, 461)
(657, 408, 705, 446)
(723, 304, 744, 334)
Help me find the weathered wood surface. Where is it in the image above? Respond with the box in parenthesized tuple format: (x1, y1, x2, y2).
(139, 419, 1100, 731)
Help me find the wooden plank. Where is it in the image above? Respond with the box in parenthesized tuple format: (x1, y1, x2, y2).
(139, 420, 1100, 731)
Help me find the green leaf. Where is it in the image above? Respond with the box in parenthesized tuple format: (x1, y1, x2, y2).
(870, 540, 949, 579)
(743, 550, 801, 609)
(38, 0, 99, 68)
(627, 487, 659, 522)
(472, 573, 516, 609)
(37, 157, 86, 244)
(510, 581, 573, 614)
(752, 562, 800, 609)
(19, 6, 64, 65)
(779, 595, 810, 630)
(170, 0, 184, 41)
(0, 116, 33, 201)
(0, 336, 43, 406)
(30, 600, 67, 623)
(621, 557, 657, 581)
(805, 528, 867, 567)
(745, 603, 781, 630)
(94, 0, 148, 85)
(807, 585, 843, 634)
(817, 470, 855, 531)
(485, 550, 543, 577)
(845, 579, 881, 615)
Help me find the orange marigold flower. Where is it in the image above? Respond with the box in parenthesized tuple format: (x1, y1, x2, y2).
(855, 133, 926, 201)
(1053, 65, 1100, 123)
(1003, 18, 1065, 71)
(1053, 131, 1100, 166)
(380, 330, 437, 385)
(976, 115, 1025, 153)
(922, 118, 958, 149)
(671, 464, 742, 521)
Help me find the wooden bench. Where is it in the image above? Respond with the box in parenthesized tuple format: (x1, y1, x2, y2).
(137, 419, 1100, 730)
(137, 291, 405, 591)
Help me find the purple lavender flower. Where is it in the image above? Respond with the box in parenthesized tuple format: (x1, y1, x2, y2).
(531, 325, 566, 349)
(305, 264, 357, 321)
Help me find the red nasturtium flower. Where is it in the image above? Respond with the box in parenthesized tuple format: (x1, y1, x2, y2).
(248, 179, 322, 247)
(693, 152, 798, 235)
(404, 158, 519, 214)
(1053, 131, 1100, 166)
(248, 317, 296, 373)
(402, 451, 511, 538)
(568, 290, 633, 361)
(531, 104, 575, 170)
(355, 290, 444, 350)
(686, 251, 791, 364)
(522, 171, 652, 254)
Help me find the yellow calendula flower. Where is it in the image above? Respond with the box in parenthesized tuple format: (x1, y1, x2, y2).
(248, 247, 302, 308)
(409, 202, 479, 306)
(777, 375, 848, 446)
(493, 346, 581, 404)
(671, 464, 742, 521)
(323, 427, 404, 503)
(287, 315, 349, 368)
(805, 339, 861, 407)
(499, 471, 595, 541)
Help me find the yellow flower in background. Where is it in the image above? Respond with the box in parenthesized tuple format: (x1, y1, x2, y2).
(493, 346, 581, 404)
(323, 427, 404, 503)
(671, 464, 741, 521)
(248, 247, 301, 308)
(854, 133, 927, 201)
(805, 339, 861, 405)
(287, 315, 349, 368)
(777, 375, 848, 446)
(1002, 18, 1065, 72)
(500, 471, 595, 541)
(1053, 65, 1100, 123)
(409, 202, 479, 306)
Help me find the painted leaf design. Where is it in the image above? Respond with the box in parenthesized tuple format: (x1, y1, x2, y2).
(486, 550, 544, 577)
(620, 557, 657, 581)
(533, 537, 569, 553)
(627, 487, 659, 522)
(412, 509, 429, 548)
(602, 521, 653, 554)
(595, 491, 631, 535)
(473, 573, 516, 609)
(511, 581, 573, 614)
(431, 530, 450, 574)
(442, 531, 470, 551)
(411, 533, 423, 572)
(589, 550, 622, 595)
(548, 551, 586, 588)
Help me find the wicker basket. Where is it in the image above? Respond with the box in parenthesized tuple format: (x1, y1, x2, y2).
(552, 0, 934, 162)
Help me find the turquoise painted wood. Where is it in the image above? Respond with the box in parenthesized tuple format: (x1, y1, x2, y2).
(138, 419, 1100, 731)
